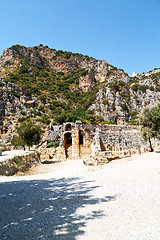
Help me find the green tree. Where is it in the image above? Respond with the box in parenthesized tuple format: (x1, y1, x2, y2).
(11, 136, 26, 150)
(139, 104, 160, 152)
(16, 120, 43, 149)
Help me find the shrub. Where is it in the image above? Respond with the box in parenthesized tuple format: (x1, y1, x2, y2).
(39, 95, 46, 103)
(109, 82, 120, 92)
(104, 121, 116, 125)
(47, 141, 60, 148)
(96, 115, 104, 122)
(131, 84, 139, 92)
(64, 52, 72, 59)
(103, 99, 109, 105)
(20, 111, 26, 115)
(139, 85, 148, 93)
(128, 120, 138, 125)
(18, 117, 27, 122)
(4, 60, 13, 66)
(121, 103, 128, 112)
(57, 72, 64, 76)
(130, 111, 137, 118)
(11, 136, 25, 149)
(38, 105, 44, 111)
(40, 114, 51, 124)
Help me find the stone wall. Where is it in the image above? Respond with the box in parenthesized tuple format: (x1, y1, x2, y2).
(99, 125, 143, 150)
(99, 125, 160, 150)
(0, 151, 40, 176)
(38, 147, 65, 162)
(46, 123, 160, 161)
(82, 124, 160, 150)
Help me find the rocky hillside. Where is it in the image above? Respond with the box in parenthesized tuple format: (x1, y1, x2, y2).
(91, 69, 160, 123)
(0, 44, 160, 140)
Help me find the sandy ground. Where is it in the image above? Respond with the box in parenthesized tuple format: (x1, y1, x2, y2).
(0, 150, 28, 162)
(0, 152, 160, 239)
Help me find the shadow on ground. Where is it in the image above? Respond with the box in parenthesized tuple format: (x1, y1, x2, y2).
(0, 177, 117, 240)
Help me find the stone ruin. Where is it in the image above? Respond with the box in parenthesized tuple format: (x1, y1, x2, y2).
(43, 120, 160, 165)
(46, 121, 93, 161)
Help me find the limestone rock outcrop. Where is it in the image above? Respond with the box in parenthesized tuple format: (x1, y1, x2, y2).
(0, 44, 160, 142)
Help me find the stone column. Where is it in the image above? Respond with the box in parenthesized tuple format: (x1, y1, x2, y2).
(72, 121, 82, 159)
(92, 128, 101, 156)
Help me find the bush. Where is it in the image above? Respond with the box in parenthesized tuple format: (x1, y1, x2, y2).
(20, 111, 26, 115)
(57, 72, 64, 76)
(139, 85, 148, 93)
(39, 95, 46, 103)
(104, 121, 117, 125)
(128, 120, 138, 125)
(39, 114, 51, 124)
(38, 105, 44, 111)
(131, 84, 139, 92)
(11, 136, 25, 149)
(109, 82, 120, 92)
(18, 117, 27, 122)
(96, 115, 104, 122)
(103, 99, 109, 106)
(130, 111, 137, 118)
(121, 103, 128, 112)
(47, 141, 60, 148)
(11, 90, 20, 98)
(64, 52, 71, 59)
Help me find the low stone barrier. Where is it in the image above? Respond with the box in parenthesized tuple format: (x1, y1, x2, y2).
(38, 147, 59, 162)
(0, 151, 40, 176)
(84, 149, 142, 166)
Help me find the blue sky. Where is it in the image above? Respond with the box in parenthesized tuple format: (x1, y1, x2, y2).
(0, 0, 160, 76)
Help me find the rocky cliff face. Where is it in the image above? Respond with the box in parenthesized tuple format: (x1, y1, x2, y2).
(0, 44, 160, 144)
(91, 71, 160, 122)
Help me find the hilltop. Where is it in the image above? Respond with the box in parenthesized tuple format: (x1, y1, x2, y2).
(0, 44, 160, 143)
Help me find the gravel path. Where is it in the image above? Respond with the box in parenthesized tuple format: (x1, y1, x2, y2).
(0, 152, 160, 239)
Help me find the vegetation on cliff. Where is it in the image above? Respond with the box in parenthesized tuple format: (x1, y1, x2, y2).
(1, 44, 101, 124)
(0, 44, 160, 127)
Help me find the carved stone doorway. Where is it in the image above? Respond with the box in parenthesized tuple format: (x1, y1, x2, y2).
(63, 132, 72, 159)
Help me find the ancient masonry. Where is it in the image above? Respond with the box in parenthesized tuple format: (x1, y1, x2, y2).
(57, 121, 92, 160)
(0, 100, 4, 134)
(47, 120, 160, 161)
